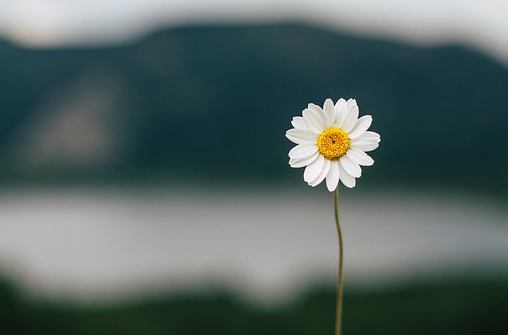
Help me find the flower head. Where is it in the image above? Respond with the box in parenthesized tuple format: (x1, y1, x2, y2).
(286, 98, 380, 191)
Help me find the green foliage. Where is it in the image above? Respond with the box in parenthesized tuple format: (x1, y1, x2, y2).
(1, 277, 507, 335)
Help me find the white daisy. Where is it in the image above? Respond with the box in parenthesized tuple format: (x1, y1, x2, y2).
(286, 98, 380, 191)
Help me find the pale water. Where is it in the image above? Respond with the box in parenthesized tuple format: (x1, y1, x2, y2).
(0, 188, 506, 303)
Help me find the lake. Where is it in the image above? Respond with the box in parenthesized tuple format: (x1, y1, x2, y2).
(0, 187, 506, 303)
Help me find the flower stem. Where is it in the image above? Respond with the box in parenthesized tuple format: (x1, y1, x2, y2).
(334, 187, 344, 335)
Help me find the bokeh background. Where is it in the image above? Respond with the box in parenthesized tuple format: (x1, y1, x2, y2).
(0, 1, 507, 334)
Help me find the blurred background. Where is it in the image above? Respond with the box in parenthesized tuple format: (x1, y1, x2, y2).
(0, 0, 507, 334)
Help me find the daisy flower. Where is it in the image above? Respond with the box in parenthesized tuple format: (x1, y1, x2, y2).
(286, 98, 380, 191)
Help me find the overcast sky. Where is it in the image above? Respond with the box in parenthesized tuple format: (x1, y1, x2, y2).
(1, 0, 507, 63)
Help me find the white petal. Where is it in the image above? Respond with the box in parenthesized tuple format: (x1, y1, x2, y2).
(347, 98, 357, 108)
(303, 106, 325, 133)
(334, 98, 348, 127)
(289, 152, 319, 168)
(288, 143, 318, 159)
(338, 162, 356, 188)
(286, 128, 317, 144)
(340, 155, 362, 178)
(346, 148, 374, 166)
(326, 160, 340, 192)
(309, 158, 330, 187)
(351, 140, 379, 152)
(307, 103, 322, 115)
(347, 115, 372, 139)
(304, 155, 325, 183)
(357, 131, 381, 142)
(291, 117, 308, 130)
(342, 105, 359, 133)
(323, 99, 335, 127)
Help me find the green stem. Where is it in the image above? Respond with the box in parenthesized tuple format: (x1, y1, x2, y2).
(334, 187, 344, 335)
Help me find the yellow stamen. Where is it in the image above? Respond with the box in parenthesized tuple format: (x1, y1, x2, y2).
(317, 127, 350, 160)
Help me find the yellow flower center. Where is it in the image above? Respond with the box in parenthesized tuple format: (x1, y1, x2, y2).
(317, 127, 350, 160)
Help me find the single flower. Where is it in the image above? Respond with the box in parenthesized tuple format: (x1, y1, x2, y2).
(286, 98, 380, 191)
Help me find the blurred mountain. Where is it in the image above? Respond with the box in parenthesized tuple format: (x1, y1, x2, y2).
(0, 23, 507, 192)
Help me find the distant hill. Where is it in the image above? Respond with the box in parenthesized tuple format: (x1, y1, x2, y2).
(0, 23, 507, 192)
